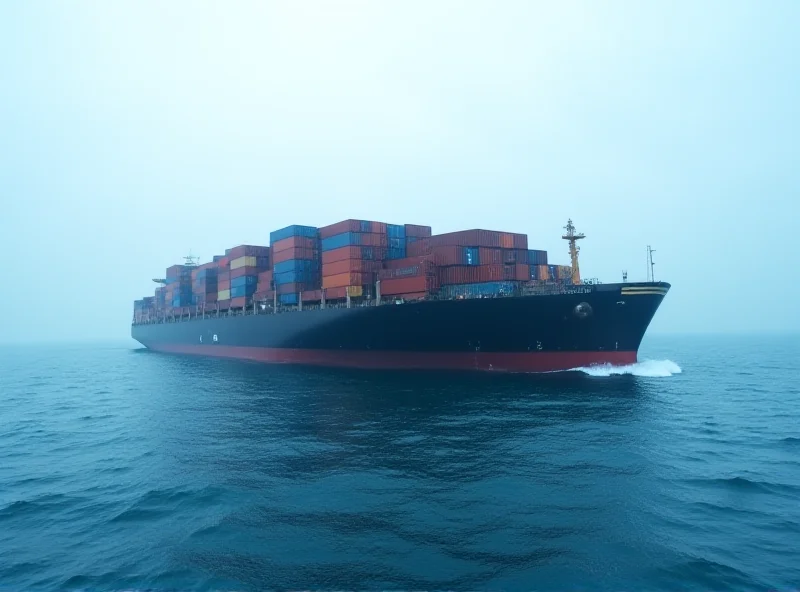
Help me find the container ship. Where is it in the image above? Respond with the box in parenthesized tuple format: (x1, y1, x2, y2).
(131, 219, 669, 373)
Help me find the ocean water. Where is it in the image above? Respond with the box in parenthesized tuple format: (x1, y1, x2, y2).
(1, 335, 798, 591)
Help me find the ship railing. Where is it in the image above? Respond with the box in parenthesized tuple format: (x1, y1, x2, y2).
(130, 281, 598, 326)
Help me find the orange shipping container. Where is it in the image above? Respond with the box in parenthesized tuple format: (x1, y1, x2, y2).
(323, 272, 370, 289)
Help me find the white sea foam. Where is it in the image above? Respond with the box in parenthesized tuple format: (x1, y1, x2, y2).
(571, 359, 682, 377)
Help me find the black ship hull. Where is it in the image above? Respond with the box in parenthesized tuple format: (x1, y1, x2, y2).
(131, 282, 669, 372)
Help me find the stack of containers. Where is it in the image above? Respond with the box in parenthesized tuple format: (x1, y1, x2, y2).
(216, 256, 231, 309)
(228, 245, 270, 308)
(320, 219, 388, 299)
(270, 225, 320, 305)
(378, 256, 438, 299)
(404, 224, 432, 250)
(164, 264, 193, 311)
(427, 229, 532, 292)
(191, 262, 218, 307)
(253, 269, 274, 303)
(386, 224, 406, 260)
(154, 286, 167, 312)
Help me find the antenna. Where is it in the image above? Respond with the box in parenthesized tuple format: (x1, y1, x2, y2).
(646, 245, 656, 282)
(561, 219, 585, 285)
(183, 251, 200, 267)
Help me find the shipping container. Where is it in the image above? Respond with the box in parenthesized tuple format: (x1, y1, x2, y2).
(408, 238, 431, 257)
(273, 269, 320, 285)
(347, 285, 363, 297)
(231, 275, 258, 288)
(226, 245, 270, 259)
(271, 235, 318, 253)
(428, 229, 528, 250)
(378, 259, 434, 280)
(438, 264, 510, 285)
(217, 300, 230, 311)
(387, 224, 406, 239)
(218, 289, 231, 301)
(273, 259, 321, 275)
(257, 270, 273, 285)
(231, 265, 268, 279)
(270, 225, 318, 244)
(321, 232, 388, 251)
(253, 289, 274, 302)
(301, 289, 323, 302)
(320, 219, 388, 239)
(548, 265, 558, 280)
(324, 286, 348, 300)
(279, 293, 299, 305)
(272, 246, 319, 264)
(528, 249, 548, 266)
(230, 284, 257, 298)
(379, 275, 436, 296)
(230, 296, 248, 308)
(404, 224, 432, 238)
(322, 246, 386, 264)
(512, 264, 530, 281)
(322, 259, 383, 276)
(322, 272, 373, 289)
(276, 281, 319, 295)
(231, 255, 256, 270)
(217, 270, 231, 282)
(217, 279, 231, 291)
(439, 281, 520, 299)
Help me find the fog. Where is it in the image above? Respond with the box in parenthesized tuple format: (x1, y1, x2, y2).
(1, 1, 797, 343)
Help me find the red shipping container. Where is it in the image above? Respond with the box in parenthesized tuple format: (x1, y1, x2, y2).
(512, 264, 530, 281)
(320, 219, 388, 239)
(382, 255, 433, 270)
(477, 248, 503, 265)
(439, 264, 507, 285)
(230, 296, 247, 308)
(301, 289, 323, 302)
(378, 259, 434, 280)
(404, 224, 432, 238)
(227, 245, 270, 259)
(432, 246, 465, 266)
(325, 286, 348, 299)
(428, 230, 528, 250)
(272, 236, 317, 253)
(231, 265, 267, 279)
(272, 247, 319, 264)
(380, 275, 435, 296)
(217, 271, 231, 282)
(322, 259, 382, 276)
(253, 289, 274, 301)
(407, 239, 431, 257)
(218, 279, 231, 291)
(258, 270, 273, 284)
(276, 281, 320, 295)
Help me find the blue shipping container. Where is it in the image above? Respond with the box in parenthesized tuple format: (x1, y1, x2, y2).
(274, 269, 319, 285)
(273, 259, 320, 275)
(387, 224, 406, 239)
(465, 247, 480, 266)
(388, 237, 404, 249)
(439, 281, 519, 299)
(270, 225, 318, 244)
(231, 275, 258, 288)
(231, 284, 257, 298)
(321, 232, 364, 251)
(528, 250, 548, 266)
(279, 293, 299, 305)
(360, 220, 372, 233)
(385, 247, 407, 260)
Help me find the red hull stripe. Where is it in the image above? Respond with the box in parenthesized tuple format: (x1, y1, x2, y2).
(147, 344, 637, 372)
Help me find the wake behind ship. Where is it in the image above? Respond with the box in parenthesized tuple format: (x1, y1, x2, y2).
(131, 219, 669, 373)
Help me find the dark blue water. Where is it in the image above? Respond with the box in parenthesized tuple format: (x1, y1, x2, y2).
(1, 335, 798, 591)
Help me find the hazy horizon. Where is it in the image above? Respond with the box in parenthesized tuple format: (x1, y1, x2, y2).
(2, 1, 798, 343)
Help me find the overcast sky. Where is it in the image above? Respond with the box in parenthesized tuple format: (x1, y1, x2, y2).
(1, 1, 797, 343)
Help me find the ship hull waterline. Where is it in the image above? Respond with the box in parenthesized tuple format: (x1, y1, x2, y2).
(132, 282, 669, 373)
